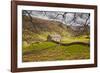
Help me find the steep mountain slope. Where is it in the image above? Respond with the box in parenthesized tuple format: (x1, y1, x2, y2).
(23, 16, 67, 33)
(22, 16, 89, 43)
(22, 16, 68, 43)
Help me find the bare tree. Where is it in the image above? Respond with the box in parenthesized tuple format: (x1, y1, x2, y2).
(23, 10, 39, 32)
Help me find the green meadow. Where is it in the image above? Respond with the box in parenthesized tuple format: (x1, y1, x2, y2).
(22, 36, 90, 62)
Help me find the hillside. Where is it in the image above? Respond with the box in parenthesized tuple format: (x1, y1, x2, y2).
(23, 16, 67, 33)
(22, 15, 89, 44)
(22, 16, 69, 43)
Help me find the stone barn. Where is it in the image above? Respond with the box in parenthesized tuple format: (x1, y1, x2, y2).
(47, 34, 61, 42)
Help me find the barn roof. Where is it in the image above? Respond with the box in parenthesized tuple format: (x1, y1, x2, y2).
(49, 34, 61, 38)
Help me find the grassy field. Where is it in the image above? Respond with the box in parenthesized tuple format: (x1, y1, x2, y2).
(22, 30, 90, 62)
(22, 41, 90, 62)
